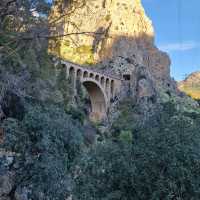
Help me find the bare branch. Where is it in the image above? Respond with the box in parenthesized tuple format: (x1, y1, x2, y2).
(21, 31, 105, 40)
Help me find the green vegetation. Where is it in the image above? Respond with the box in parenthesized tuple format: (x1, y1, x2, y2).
(111, 99, 138, 136)
(2, 88, 200, 199)
(0, 2, 89, 198)
(73, 100, 200, 200)
(76, 45, 95, 65)
(119, 130, 133, 144)
(1, 101, 84, 199)
(58, 44, 95, 65)
(1, 0, 200, 199)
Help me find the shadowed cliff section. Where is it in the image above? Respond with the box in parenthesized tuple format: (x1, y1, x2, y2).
(48, 0, 154, 64)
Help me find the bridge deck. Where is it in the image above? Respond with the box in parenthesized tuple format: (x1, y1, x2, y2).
(61, 60, 123, 81)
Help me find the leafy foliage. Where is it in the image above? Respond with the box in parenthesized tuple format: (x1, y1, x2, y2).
(1, 100, 84, 199)
(1, 1, 200, 199)
(111, 98, 138, 137)
(73, 100, 200, 200)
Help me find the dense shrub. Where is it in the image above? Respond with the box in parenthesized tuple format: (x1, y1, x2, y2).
(111, 99, 138, 137)
(1, 101, 84, 200)
(73, 101, 200, 200)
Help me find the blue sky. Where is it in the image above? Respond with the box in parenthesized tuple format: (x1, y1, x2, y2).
(142, 0, 200, 80)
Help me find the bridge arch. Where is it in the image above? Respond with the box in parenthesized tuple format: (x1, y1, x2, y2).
(95, 74, 100, 81)
(69, 67, 75, 86)
(60, 60, 122, 121)
(83, 71, 89, 78)
(111, 80, 114, 98)
(89, 73, 94, 78)
(105, 78, 110, 95)
(69, 66, 75, 77)
(82, 78, 108, 121)
(100, 76, 105, 86)
(76, 69, 82, 79)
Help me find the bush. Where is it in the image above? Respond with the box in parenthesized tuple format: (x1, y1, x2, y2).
(1, 101, 84, 200)
(119, 130, 133, 144)
(73, 101, 200, 200)
(111, 99, 137, 136)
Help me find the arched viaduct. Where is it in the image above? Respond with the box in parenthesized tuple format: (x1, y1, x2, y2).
(61, 60, 122, 121)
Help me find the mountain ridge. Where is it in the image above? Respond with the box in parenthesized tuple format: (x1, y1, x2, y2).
(178, 71, 200, 99)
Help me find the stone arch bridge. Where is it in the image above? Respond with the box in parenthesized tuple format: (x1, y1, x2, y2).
(61, 60, 123, 121)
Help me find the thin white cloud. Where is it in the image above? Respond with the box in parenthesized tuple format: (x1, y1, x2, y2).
(158, 41, 199, 52)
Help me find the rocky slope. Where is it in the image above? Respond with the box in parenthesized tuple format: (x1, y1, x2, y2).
(49, 0, 175, 94)
(178, 71, 200, 99)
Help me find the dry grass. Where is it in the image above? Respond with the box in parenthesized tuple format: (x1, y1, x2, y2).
(179, 85, 200, 99)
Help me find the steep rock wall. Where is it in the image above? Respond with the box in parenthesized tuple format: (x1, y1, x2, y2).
(49, 0, 175, 97)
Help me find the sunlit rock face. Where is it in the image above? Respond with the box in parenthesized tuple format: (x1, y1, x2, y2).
(178, 72, 200, 99)
(49, 0, 153, 63)
(49, 0, 172, 90)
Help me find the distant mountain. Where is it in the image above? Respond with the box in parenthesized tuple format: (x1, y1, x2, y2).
(178, 71, 200, 99)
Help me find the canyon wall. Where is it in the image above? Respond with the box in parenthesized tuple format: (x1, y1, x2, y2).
(49, 0, 176, 98)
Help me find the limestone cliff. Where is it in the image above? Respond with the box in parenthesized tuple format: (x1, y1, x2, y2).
(49, 0, 174, 95)
(49, 0, 153, 62)
(178, 72, 200, 99)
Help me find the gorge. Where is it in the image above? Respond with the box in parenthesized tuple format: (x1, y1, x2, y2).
(0, 0, 200, 200)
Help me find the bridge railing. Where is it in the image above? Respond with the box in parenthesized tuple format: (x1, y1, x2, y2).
(61, 60, 123, 81)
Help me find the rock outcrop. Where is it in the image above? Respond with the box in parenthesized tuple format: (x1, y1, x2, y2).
(178, 71, 200, 99)
(49, 0, 174, 95)
(49, 0, 153, 63)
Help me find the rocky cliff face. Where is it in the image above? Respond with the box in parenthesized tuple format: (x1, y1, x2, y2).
(178, 72, 200, 99)
(49, 0, 174, 94)
(49, 0, 153, 63)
